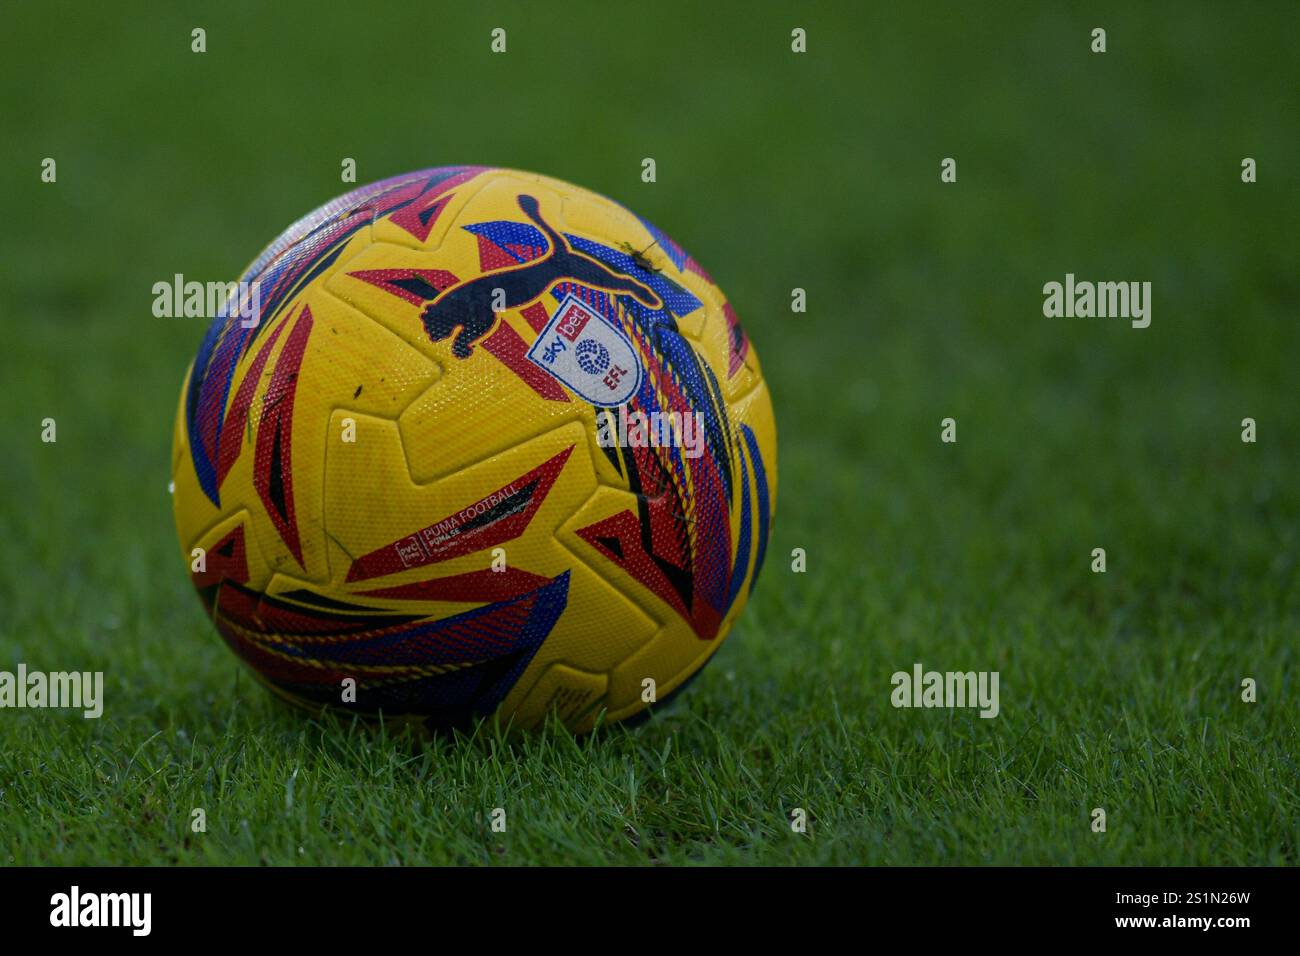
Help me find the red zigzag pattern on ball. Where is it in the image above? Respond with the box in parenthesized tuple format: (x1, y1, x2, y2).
(345, 446, 575, 583)
(252, 304, 314, 567)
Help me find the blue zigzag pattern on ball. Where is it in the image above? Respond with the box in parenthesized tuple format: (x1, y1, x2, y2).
(741, 424, 771, 595)
(462, 220, 549, 263)
(634, 213, 689, 272)
(561, 232, 703, 317)
(725, 436, 753, 615)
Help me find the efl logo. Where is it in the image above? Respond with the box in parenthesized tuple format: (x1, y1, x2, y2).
(526, 295, 642, 407)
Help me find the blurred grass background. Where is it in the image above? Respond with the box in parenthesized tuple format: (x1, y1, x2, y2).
(0, 0, 1296, 864)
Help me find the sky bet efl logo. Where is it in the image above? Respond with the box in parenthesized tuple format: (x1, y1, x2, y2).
(526, 295, 642, 406)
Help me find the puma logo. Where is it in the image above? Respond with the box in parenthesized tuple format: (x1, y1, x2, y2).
(420, 194, 664, 358)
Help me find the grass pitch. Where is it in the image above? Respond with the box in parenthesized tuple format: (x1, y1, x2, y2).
(0, 1, 1297, 865)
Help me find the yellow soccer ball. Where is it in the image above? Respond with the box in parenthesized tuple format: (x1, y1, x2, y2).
(171, 167, 776, 732)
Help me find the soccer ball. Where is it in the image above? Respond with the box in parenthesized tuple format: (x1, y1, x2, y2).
(170, 167, 777, 732)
